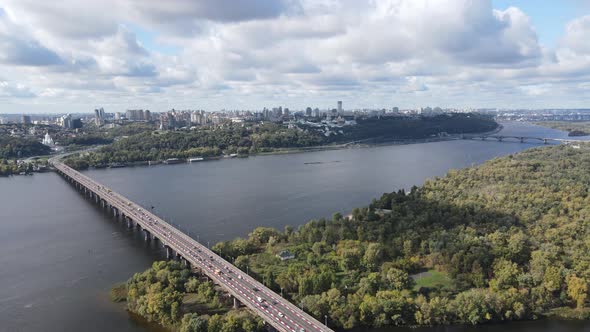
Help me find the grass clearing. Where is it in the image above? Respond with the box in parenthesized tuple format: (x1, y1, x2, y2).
(412, 269, 453, 291)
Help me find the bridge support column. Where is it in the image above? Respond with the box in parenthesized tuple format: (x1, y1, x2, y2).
(233, 297, 239, 309)
(165, 246, 173, 260)
(520, 137, 524, 143)
(126, 217, 133, 229)
(143, 229, 151, 242)
(544, 138, 548, 144)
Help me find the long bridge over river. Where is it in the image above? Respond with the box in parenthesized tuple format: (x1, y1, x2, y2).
(51, 160, 332, 332)
(461, 134, 587, 144)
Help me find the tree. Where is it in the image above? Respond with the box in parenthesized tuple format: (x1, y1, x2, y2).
(363, 243, 383, 271)
(180, 313, 208, 332)
(489, 259, 520, 291)
(566, 274, 588, 309)
(382, 267, 411, 291)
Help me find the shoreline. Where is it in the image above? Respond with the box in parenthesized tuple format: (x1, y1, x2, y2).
(73, 125, 506, 171)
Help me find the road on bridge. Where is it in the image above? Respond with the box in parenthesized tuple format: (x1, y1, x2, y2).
(52, 160, 332, 332)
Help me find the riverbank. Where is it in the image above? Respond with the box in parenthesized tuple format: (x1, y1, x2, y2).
(66, 124, 506, 171)
(533, 121, 590, 137)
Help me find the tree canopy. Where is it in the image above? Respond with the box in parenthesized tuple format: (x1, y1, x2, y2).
(212, 145, 590, 328)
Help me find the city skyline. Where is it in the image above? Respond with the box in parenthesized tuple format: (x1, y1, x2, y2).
(0, 0, 590, 114)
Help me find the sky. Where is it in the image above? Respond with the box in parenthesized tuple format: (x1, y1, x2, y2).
(0, 0, 589, 114)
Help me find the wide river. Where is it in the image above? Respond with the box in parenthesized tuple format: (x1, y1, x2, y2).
(1, 122, 589, 332)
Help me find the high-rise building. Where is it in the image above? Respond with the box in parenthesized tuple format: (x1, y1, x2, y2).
(337, 101, 343, 114)
(144, 110, 151, 121)
(60, 114, 73, 129)
(126, 109, 144, 121)
(22, 115, 32, 125)
(305, 107, 312, 117)
(94, 107, 105, 126)
(72, 118, 83, 129)
(114, 112, 121, 121)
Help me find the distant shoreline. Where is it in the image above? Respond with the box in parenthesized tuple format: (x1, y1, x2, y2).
(77, 125, 506, 171)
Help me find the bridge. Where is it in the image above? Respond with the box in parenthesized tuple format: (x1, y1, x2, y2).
(461, 134, 587, 144)
(51, 160, 332, 332)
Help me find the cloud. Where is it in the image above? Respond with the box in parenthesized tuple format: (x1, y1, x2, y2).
(0, 11, 63, 66)
(0, 0, 588, 112)
(0, 37, 63, 66)
(132, 0, 301, 23)
(561, 15, 590, 55)
(0, 80, 36, 98)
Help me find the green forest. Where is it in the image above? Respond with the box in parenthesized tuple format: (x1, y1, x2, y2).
(0, 136, 51, 159)
(206, 144, 590, 328)
(116, 261, 265, 332)
(535, 121, 590, 137)
(332, 113, 498, 142)
(64, 114, 497, 169)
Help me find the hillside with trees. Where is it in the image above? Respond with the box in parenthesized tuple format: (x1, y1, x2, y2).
(0, 136, 50, 159)
(64, 114, 497, 169)
(209, 145, 590, 328)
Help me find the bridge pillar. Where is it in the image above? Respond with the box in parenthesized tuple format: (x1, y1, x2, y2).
(544, 138, 548, 144)
(175, 252, 182, 261)
(165, 246, 173, 260)
(126, 217, 133, 228)
(143, 229, 151, 242)
(520, 137, 524, 143)
(233, 297, 240, 309)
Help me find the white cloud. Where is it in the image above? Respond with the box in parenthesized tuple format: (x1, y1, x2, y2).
(0, 80, 35, 98)
(562, 15, 590, 55)
(0, 0, 588, 113)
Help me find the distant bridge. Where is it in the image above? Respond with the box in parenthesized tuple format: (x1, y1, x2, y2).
(461, 134, 587, 144)
(51, 160, 332, 332)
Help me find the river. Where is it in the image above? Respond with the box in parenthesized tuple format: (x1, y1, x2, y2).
(0, 122, 588, 332)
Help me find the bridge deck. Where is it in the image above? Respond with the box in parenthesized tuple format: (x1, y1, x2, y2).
(52, 161, 332, 332)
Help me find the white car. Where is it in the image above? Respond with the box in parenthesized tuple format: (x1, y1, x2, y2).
(278, 312, 284, 318)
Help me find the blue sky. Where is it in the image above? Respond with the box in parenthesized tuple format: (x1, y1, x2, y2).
(493, 0, 587, 47)
(0, 0, 589, 113)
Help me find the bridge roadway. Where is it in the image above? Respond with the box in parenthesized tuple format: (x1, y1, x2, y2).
(52, 161, 332, 332)
(463, 134, 588, 144)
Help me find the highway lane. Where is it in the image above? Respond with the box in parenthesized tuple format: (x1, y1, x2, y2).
(52, 161, 331, 332)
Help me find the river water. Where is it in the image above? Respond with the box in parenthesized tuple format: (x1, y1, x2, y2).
(1, 122, 588, 332)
